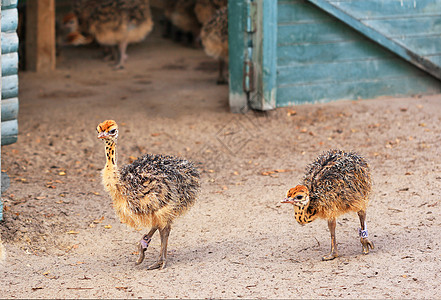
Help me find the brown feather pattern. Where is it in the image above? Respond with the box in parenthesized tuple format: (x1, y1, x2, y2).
(303, 149, 372, 220)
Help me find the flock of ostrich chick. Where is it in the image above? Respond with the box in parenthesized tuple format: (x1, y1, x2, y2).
(58, 0, 376, 270)
(63, 0, 228, 83)
(97, 120, 374, 269)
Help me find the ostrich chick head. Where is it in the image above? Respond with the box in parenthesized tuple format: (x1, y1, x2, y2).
(62, 12, 79, 33)
(97, 120, 119, 141)
(281, 185, 310, 207)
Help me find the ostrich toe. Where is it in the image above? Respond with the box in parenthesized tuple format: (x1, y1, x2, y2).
(147, 259, 166, 270)
(322, 251, 338, 261)
(360, 238, 374, 255)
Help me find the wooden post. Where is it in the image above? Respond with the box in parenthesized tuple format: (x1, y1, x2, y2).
(1, 0, 3, 203)
(25, 0, 56, 71)
(249, 0, 277, 110)
(228, 0, 248, 113)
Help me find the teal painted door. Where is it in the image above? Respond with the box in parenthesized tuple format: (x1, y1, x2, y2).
(228, 0, 278, 111)
(276, 0, 441, 107)
(229, 0, 441, 111)
(308, 0, 441, 80)
(1, 0, 19, 144)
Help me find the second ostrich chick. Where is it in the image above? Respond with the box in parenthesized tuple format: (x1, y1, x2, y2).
(97, 120, 200, 270)
(171, 0, 201, 47)
(65, 0, 154, 69)
(281, 149, 374, 261)
(194, 0, 228, 25)
(200, 6, 228, 84)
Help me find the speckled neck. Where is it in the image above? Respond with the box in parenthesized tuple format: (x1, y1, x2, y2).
(294, 203, 318, 224)
(104, 140, 117, 170)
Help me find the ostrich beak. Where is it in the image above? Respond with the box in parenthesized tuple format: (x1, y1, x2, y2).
(97, 132, 107, 139)
(281, 197, 294, 204)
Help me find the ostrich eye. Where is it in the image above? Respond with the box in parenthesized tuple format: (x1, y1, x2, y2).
(296, 195, 303, 200)
(109, 129, 116, 134)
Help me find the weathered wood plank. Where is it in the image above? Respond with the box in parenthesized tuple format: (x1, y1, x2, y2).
(278, 20, 363, 45)
(1, 172, 10, 198)
(261, 0, 277, 110)
(277, 75, 441, 106)
(1, 0, 18, 10)
(395, 35, 441, 56)
(1, 0, 2, 205)
(279, 16, 441, 47)
(278, 0, 334, 23)
(328, 0, 441, 19)
(228, 0, 247, 112)
(364, 16, 441, 37)
(277, 39, 395, 66)
(1, 7, 18, 32)
(427, 55, 441, 66)
(1, 51, 18, 76)
(277, 57, 431, 85)
(1, 74, 18, 99)
(1, 97, 19, 121)
(1, 135, 18, 145)
(249, 0, 277, 110)
(1, 31, 18, 54)
(1, 119, 19, 145)
(307, 0, 441, 79)
(25, 0, 56, 71)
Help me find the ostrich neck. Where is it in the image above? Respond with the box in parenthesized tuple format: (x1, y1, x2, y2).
(104, 140, 117, 169)
(294, 202, 319, 224)
(102, 140, 119, 189)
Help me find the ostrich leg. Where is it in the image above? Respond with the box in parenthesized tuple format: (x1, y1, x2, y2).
(147, 224, 171, 270)
(136, 227, 157, 265)
(216, 58, 227, 85)
(357, 210, 374, 254)
(115, 40, 129, 69)
(322, 218, 338, 261)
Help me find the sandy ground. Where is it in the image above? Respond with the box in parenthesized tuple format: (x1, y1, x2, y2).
(1, 26, 441, 299)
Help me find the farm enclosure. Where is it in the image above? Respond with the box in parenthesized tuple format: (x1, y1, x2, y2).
(1, 24, 441, 297)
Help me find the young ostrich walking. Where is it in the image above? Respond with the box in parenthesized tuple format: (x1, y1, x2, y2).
(97, 120, 200, 269)
(281, 149, 374, 261)
(200, 6, 228, 84)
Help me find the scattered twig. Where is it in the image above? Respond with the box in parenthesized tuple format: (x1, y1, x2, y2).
(313, 236, 321, 247)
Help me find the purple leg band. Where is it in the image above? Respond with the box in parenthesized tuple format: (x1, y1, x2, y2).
(359, 228, 368, 238)
(140, 237, 151, 249)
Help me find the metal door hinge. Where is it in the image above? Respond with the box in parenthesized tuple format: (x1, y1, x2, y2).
(243, 61, 254, 93)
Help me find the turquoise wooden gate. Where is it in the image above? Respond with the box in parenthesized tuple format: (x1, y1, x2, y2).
(229, 0, 441, 111)
(1, 0, 19, 144)
(1, 0, 19, 220)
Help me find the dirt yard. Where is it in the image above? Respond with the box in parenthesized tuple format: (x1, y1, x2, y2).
(1, 26, 441, 299)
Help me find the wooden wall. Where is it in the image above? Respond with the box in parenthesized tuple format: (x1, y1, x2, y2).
(1, 0, 19, 145)
(275, 0, 441, 106)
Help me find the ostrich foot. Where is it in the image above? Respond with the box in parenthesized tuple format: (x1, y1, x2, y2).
(113, 63, 125, 70)
(135, 236, 151, 265)
(360, 238, 374, 255)
(322, 252, 338, 261)
(147, 259, 166, 270)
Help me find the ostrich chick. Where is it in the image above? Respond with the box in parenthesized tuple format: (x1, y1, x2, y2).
(281, 149, 374, 261)
(65, 0, 154, 69)
(171, 0, 201, 47)
(200, 6, 228, 84)
(97, 120, 200, 269)
(194, 0, 228, 25)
